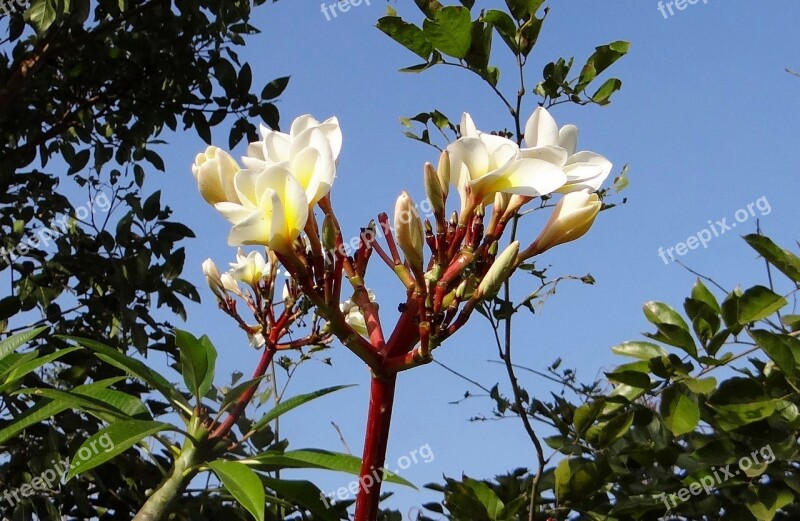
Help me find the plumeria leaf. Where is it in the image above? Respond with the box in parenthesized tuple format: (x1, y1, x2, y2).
(208, 460, 265, 521)
(66, 420, 171, 480)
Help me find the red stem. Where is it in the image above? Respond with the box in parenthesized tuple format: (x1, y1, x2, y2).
(353, 373, 397, 521)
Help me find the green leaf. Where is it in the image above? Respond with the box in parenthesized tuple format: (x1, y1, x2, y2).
(60, 336, 191, 414)
(691, 279, 721, 313)
(722, 285, 787, 327)
(208, 460, 265, 521)
(422, 6, 472, 59)
(220, 375, 270, 412)
(0, 327, 47, 363)
(504, 0, 545, 21)
(249, 449, 415, 488)
(0, 399, 69, 444)
(683, 377, 717, 395)
(0, 379, 118, 443)
(482, 9, 517, 53)
(377, 16, 432, 60)
(66, 420, 170, 480)
(261, 76, 291, 100)
(660, 385, 700, 436)
(591, 78, 622, 105)
(25, 0, 64, 34)
(746, 486, 794, 520)
(250, 385, 354, 433)
(13, 387, 133, 422)
(611, 341, 667, 360)
(573, 400, 605, 434)
(576, 41, 630, 93)
(463, 477, 504, 520)
(175, 329, 217, 400)
(643, 302, 697, 358)
(744, 234, 800, 283)
(262, 476, 337, 521)
(710, 400, 778, 431)
(750, 329, 799, 377)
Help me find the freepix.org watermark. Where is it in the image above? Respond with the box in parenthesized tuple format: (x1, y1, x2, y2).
(320, 443, 434, 507)
(658, 444, 775, 514)
(320, 0, 371, 21)
(657, 196, 771, 265)
(0, 0, 29, 17)
(0, 192, 111, 267)
(2, 433, 115, 508)
(657, 0, 708, 19)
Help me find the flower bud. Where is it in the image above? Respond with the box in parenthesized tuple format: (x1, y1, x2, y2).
(523, 191, 601, 257)
(437, 150, 451, 200)
(424, 162, 445, 216)
(220, 272, 244, 298)
(322, 214, 337, 252)
(192, 146, 240, 205)
(394, 191, 425, 272)
(477, 241, 519, 299)
(202, 259, 226, 301)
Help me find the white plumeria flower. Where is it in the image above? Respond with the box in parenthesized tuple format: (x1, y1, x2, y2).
(339, 290, 377, 337)
(447, 113, 566, 210)
(229, 248, 271, 287)
(242, 115, 341, 206)
(522, 107, 612, 193)
(213, 164, 309, 253)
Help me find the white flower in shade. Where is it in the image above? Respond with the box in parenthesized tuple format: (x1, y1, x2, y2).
(447, 113, 566, 210)
(213, 164, 309, 254)
(248, 332, 266, 349)
(229, 248, 271, 287)
(522, 107, 612, 193)
(192, 147, 241, 205)
(242, 115, 341, 206)
(339, 290, 377, 337)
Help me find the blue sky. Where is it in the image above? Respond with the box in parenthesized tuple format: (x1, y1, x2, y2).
(134, 0, 800, 515)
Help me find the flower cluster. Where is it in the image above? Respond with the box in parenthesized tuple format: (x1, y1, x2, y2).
(191, 108, 610, 370)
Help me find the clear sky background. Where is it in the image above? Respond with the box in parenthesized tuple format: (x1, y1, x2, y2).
(146, 0, 799, 516)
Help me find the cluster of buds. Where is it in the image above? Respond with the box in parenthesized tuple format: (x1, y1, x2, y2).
(191, 109, 610, 374)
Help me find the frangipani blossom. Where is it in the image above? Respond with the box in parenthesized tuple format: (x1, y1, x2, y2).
(192, 147, 241, 205)
(447, 113, 566, 210)
(522, 107, 612, 193)
(229, 248, 271, 287)
(243, 115, 341, 205)
(214, 164, 309, 254)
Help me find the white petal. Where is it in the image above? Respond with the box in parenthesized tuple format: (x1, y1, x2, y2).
(290, 115, 319, 136)
(524, 107, 560, 148)
(215, 202, 256, 226)
(483, 158, 566, 198)
(519, 145, 568, 167)
(226, 201, 275, 246)
(447, 137, 490, 182)
(560, 152, 613, 193)
(263, 131, 292, 163)
(460, 112, 479, 138)
(559, 125, 578, 156)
